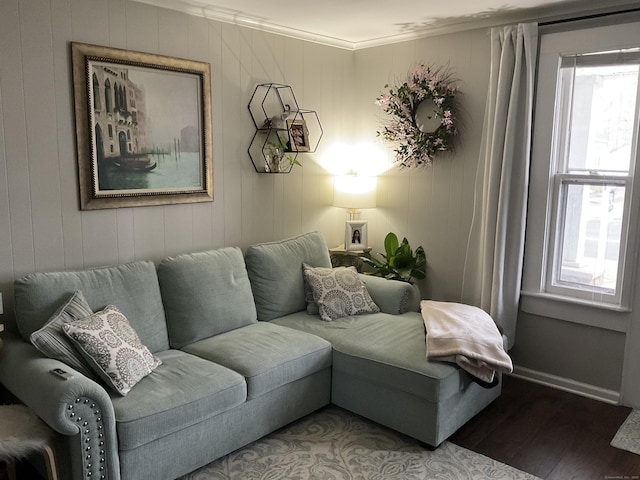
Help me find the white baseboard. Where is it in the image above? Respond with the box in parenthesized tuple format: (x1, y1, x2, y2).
(510, 365, 620, 405)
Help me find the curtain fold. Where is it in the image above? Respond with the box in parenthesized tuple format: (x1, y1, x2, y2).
(462, 23, 538, 350)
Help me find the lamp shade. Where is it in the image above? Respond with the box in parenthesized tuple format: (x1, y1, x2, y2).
(333, 175, 377, 209)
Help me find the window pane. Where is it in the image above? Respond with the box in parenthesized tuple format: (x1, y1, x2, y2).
(555, 182, 625, 293)
(563, 63, 638, 174)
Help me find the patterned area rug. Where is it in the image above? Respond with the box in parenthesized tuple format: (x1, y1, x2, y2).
(181, 405, 540, 479)
(611, 409, 640, 455)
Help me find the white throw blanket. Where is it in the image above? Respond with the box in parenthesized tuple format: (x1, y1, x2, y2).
(421, 300, 513, 384)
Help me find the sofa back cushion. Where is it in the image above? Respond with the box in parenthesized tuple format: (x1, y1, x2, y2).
(244, 231, 332, 321)
(158, 247, 257, 348)
(14, 261, 170, 353)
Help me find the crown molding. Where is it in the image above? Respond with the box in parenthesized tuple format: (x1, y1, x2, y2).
(132, 0, 357, 49)
(132, 0, 640, 51)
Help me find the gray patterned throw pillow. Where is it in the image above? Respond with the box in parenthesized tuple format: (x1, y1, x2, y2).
(303, 264, 380, 321)
(63, 305, 162, 395)
(30, 290, 96, 378)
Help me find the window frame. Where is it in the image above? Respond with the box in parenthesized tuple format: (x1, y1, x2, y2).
(522, 21, 640, 329)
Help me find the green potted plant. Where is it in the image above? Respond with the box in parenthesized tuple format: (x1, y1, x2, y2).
(265, 135, 300, 172)
(362, 232, 426, 283)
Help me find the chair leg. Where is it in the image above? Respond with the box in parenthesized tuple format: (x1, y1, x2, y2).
(42, 445, 58, 480)
(6, 461, 16, 480)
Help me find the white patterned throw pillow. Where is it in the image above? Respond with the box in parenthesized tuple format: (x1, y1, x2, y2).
(303, 264, 380, 322)
(63, 305, 162, 395)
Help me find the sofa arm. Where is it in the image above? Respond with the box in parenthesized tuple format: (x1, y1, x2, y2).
(358, 274, 420, 314)
(0, 334, 120, 480)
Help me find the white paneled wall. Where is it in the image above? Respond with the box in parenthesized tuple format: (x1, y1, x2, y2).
(0, 0, 352, 328)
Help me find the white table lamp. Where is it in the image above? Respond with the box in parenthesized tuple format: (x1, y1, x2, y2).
(333, 174, 377, 220)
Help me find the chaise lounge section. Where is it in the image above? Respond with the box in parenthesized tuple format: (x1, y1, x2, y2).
(244, 232, 502, 448)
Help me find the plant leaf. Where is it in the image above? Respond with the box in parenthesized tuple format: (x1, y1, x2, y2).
(384, 232, 399, 258)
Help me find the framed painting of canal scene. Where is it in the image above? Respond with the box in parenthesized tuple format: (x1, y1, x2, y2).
(72, 42, 213, 210)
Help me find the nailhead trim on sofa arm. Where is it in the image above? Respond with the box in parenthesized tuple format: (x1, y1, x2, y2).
(68, 397, 107, 479)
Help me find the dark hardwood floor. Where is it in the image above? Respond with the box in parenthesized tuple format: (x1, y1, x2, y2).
(450, 374, 640, 479)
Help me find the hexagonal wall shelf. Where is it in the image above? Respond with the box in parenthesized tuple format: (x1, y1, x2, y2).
(248, 83, 323, 173)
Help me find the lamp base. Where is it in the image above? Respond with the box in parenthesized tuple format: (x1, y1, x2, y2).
(346, 208, 360, 221)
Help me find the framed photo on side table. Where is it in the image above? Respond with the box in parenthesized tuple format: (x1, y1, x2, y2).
(71, 42, 213, 210)
(346, 220, 368, 251)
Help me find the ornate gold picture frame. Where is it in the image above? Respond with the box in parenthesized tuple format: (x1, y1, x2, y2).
(72, 42, 213, 210)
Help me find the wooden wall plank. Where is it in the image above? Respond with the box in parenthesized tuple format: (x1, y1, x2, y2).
(124, 1, 158, 53)
(116, 209, 135, 264)
(107, 0, 127, 49)
(52, 0, 85, 271)
(245, 30, 268, 245)
(70, 0, 109, 45)
(281, 39, 304, 238)
(220, 22, 242, 247)
(0, 17, 14, 311)
(188, 14, 214, 251)
(20, 0, 64, 273)
(1, 0, 34, 284)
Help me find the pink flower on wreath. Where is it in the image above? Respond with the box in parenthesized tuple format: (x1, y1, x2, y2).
(442, 110, 453, 128)
(376, 94, 390, 108)
(412, 64, 429, 81)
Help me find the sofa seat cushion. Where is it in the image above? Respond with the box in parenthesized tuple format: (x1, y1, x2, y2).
(111, 349, 246, 451)
(182, 322, 332, 400)
(271, 311, 466, 404)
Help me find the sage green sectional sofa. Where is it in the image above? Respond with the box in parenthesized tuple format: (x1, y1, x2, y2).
(0, 231, 500, 480)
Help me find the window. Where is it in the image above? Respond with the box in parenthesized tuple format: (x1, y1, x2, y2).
(548, 52, 639, 305)
(523, 22, 640, 319)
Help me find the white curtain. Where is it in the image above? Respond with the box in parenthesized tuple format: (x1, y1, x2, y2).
(462, 23, 538, 350)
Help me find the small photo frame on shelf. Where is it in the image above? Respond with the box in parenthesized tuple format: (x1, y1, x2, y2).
(287, 119, 310, 152)
(346, 220, 368, 251)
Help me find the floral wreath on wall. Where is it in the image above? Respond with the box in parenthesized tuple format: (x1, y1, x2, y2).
(376, 64, 459, 168)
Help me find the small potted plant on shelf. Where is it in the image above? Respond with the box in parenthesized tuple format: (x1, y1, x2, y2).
(265, 136, 300, 172)
(362, 232, 426, 284)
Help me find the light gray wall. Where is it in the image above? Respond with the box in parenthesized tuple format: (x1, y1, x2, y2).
(512, 311, 626, 393)
(0, 0, 631, 398)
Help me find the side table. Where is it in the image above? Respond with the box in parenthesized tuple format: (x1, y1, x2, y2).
(329, 245, 372, 273)
(0, 327, 58, 480)
(0, 404, 58, 480)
